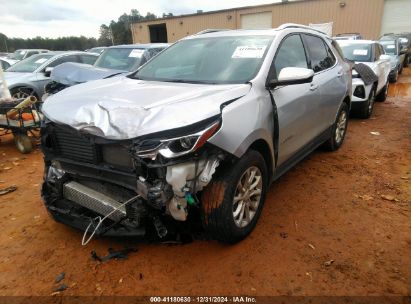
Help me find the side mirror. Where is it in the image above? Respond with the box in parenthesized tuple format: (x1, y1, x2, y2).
(267, 67, 314, 88)
(44, 67, 53, 77)
(380, 54, 391, 61)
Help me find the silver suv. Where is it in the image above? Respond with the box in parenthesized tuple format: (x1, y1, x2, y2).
(41, 24, 351, 243)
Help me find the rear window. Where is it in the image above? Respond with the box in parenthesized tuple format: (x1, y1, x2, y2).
(380, 41, 397, 55)
(338, 43, 373, 62)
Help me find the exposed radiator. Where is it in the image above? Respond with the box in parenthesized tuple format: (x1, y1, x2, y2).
(63, 181, 126, 222)
(54, 127, 98, 163)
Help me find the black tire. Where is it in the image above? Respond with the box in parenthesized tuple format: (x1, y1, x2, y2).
(358, 89, 375, 119)
(14, 133, 33, 154)
(389, 70, 398, 83)
(375, 81, 389, 102)
(201, 150, 268, 243)
(323, 102, 349, 151)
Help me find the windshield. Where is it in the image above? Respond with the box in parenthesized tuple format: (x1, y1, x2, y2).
(8, 50, 27, 60)
(339, 43, 372, 62)
(134, 35, 273, 84)
(7, 53, 54, 73)
(94, 48, 146, 71)
(380, 41, 397, 55)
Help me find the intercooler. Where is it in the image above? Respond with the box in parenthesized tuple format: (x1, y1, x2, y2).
(63, 181, 126, 222)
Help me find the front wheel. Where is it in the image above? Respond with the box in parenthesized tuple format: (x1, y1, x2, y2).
(323, 103, 349, 151)
(358, 89, 375, 119)
(375, 81, 389, 102)
(201, 150, 268, 243)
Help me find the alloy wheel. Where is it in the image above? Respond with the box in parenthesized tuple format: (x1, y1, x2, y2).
(232, 166, 262, 228)
(335, 110, 347, 144)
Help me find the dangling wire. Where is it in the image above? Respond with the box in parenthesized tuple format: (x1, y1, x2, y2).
(81, 195, 140, 246)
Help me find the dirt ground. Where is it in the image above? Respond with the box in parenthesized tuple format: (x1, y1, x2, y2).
(0, 68, 410, 298)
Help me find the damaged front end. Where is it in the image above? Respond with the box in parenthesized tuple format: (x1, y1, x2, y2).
(41, 117, 227, 240)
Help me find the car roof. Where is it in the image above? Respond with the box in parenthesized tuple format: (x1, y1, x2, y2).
(107, 43, 170, 49)
(183, 24, 329, 40)
(337, 39, 376, 45)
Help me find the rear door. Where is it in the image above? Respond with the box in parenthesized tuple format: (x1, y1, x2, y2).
(302, 34, 345, 134)
(270, 33, 321, 165)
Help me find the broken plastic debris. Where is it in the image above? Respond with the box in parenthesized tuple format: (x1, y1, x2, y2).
(55, 272, 65, 283)
(53, 284, 68, 292)
(91, 247, 137, 262)
(370, 132, 381, 136)
(0, 186, 17, 196)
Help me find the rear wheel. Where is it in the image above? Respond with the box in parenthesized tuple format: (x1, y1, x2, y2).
(201, 150, 268, 243)
(14, 133, 33, 154)
(323, 102, 349, 151)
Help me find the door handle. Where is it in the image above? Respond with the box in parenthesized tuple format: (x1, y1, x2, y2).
(310, 83, 319, 91)
(337, 70, 343, 77)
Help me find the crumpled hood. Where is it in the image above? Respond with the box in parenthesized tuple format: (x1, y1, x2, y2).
(42, 76, 251, 140)
(50, 62, 125, 86)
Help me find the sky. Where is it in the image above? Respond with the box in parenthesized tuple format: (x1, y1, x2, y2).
(0, 0, 284, 39)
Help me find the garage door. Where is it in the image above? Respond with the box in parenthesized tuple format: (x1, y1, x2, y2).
(381, 0, 411, 35)
(240, 12, 272, 29)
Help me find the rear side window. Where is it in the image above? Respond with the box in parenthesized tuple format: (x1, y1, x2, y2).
(303, 34, 335, 72)
(274, 34, 308, 78)
(47, 55, 80, 68)
(80, 54, 98, 65)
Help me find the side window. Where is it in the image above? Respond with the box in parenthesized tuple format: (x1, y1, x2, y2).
(47, 55, 80, 68)
(274, 34, 308, 78)
(80, 55, 98, 65)
(303, 34, 335, 72)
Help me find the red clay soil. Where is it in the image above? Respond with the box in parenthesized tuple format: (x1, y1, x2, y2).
(0, 68, 410, 297)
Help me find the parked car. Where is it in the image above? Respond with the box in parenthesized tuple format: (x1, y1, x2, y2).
(381, 33, 411, 67)
(1, 51, 98, 99)
(379, 36, 407, 81)
(44, 43, 170, 97)
(0, 58, 13, 70)
(338, 40, 391, 118)
(41, 24, 351, 243)
(6, 49, 49, 65)
(334, 33, 363, 41)
(86, 47, 107, 54)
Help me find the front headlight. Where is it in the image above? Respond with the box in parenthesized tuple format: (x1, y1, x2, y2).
(135, 120, 220, 160)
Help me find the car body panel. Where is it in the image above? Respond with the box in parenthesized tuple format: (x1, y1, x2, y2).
(1, 52, 98, 97)
(42, 77, 251, 140)
(338, 40, 391, 103)
(48, 44, 170, 89)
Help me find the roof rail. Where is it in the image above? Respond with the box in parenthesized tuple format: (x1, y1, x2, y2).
(277, 23, 327, 35)
(195, 29, 231, 35)
(336, 33, 361, 36)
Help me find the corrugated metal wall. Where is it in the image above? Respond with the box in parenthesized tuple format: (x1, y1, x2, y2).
(131, 0, 385, 43)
